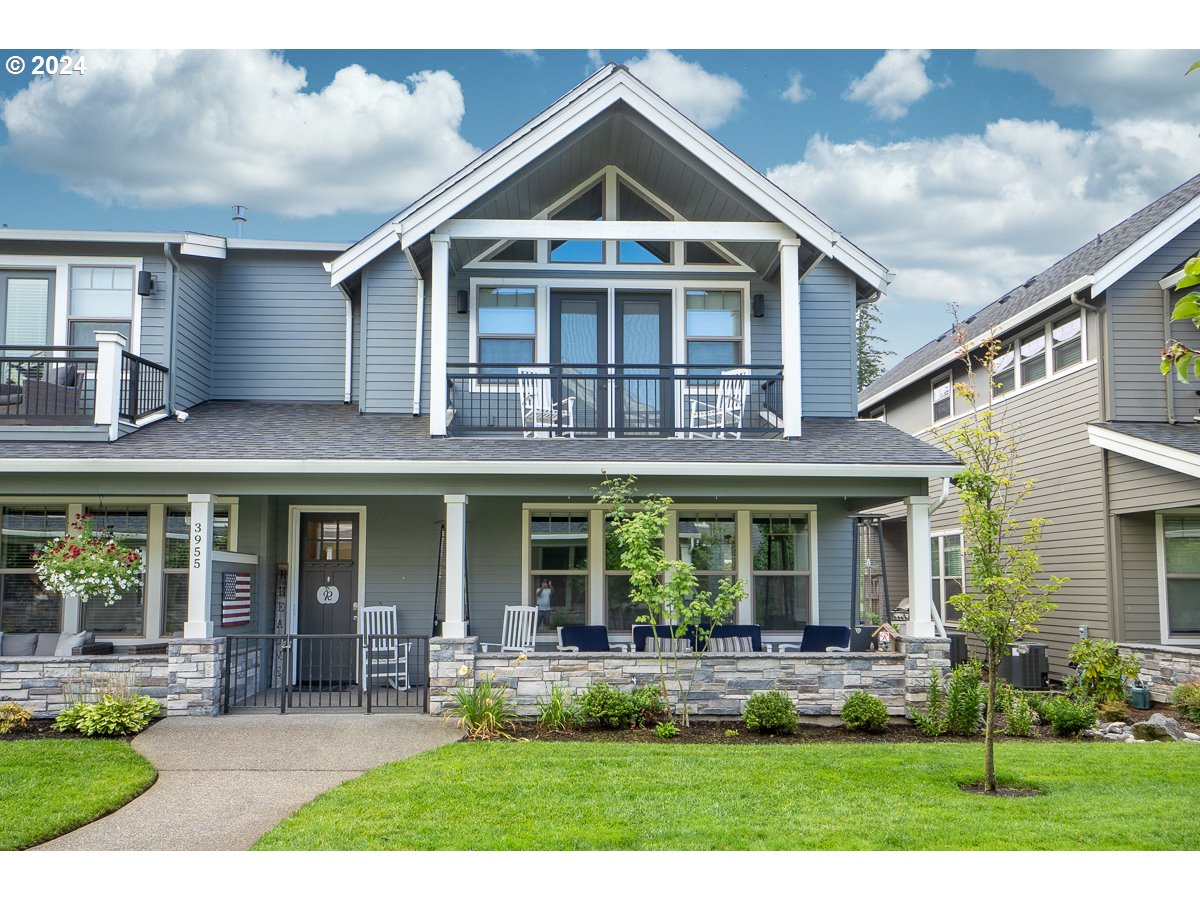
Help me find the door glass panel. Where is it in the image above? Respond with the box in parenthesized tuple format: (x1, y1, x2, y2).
(5, 279, 51, 345)
(558, 299, 600, 366)
(621, 300, 662, 365)
(617, 294, 670, 434)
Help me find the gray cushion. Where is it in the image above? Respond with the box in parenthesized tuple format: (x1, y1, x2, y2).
(1, 633, 38, 656)
(35, 633, 59, 656)
(53, 630, 91, 657)
(710, 635, 754, 653)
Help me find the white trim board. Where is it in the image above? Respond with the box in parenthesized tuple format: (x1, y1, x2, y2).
(1087, 425, 1200, 480)
(1155, 509, 1200, 645)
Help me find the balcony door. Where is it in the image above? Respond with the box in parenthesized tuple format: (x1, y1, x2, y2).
(549, 289, 673, 436)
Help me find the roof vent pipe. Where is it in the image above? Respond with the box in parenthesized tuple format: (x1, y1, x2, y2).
(232, 205, 247, 238)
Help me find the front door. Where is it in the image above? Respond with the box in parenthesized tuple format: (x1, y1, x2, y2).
(550, 289, 607, 434)
(614, 291, 673, 435)
(297, 512, 359, 686)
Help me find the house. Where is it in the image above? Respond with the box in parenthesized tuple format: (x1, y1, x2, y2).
(858, 172, 1200, 695)
(0, 64, 959, 717)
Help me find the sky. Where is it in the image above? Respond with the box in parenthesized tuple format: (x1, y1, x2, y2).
(0, 46, 1197, 364)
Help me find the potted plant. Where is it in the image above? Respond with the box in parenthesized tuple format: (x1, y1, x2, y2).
(32, 513, 144, 606)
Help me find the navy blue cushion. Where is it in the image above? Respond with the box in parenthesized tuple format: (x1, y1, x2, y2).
(558, 625, 613, 652)
(799, 625, 851, 652)
(709, 624, 763, 652)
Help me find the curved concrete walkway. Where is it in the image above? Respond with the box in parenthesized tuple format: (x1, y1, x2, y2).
(38, 714, 459, 851)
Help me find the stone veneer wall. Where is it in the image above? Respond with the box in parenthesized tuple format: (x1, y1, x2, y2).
(166, 637, 227, 716)
(0, 654, 168, 718)
(1119, 643, 1200, 703)
(429, 635, 952, 720)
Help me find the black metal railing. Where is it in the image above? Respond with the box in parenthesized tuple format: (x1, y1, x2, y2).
(224, 633, 429, 714)
(0, 345, 98, 425)
(447, 364, 784, 437)
(120, 351, 168, 422)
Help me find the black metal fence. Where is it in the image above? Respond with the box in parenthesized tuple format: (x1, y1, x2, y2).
(0, 345, 98, 424)
(224, 633, 429, 714)
(120, 351, 168, 422)
(447, 364, 784, 437)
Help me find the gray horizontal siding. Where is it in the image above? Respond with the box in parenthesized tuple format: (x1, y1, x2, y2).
(362, 251, 420, 414)
(1116, 512, 1161, 643)
(137, 255, 169, 366)
(816, 498, 854, 627)
(171, 258, 214, 409)
(211, 253, 346, 401)
(800, 257, 856, 417)
(1106, 451, 1200, 514)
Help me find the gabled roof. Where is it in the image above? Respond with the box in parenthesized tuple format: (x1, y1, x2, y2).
(860, 172, 1200, 409)
(329, 64, 891, 291)
(1088, 421, 1200, 480)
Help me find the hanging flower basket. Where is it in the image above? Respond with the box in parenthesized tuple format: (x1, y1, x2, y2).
(32, 513, 145, 605)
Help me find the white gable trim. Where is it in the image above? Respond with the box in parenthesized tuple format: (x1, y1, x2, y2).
(1087, 424, 1200, 480)
(1093, 192, 1200, 296)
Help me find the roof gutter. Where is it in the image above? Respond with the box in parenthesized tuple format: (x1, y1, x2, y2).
(404, 247, 425, 416)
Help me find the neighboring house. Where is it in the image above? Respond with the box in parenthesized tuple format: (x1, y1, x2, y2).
(859, 173, 1200, 688)
(0, 65, 960, 715)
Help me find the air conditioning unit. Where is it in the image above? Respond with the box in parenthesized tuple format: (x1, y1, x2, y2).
(998, 642, 1049, 690)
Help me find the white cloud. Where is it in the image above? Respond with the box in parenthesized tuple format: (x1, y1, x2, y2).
(586, 49, 604, 72)
(503, 49, 542, 64)
(845, 49, 938, 120)
(781, 72, 812, 104)
(623, 50, 746, 129)
(0, 50, 479, 218)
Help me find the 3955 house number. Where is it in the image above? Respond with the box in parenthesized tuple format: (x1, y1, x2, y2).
(192, 521, 205, 568)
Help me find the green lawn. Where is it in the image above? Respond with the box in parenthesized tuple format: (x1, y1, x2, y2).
(255, 741, 1200, 850)
(0, 739, 157, 850)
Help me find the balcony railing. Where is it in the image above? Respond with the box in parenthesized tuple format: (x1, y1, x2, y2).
(447, 363, 783, 438)
(120, 351, 168, 422)
(0, 346, 99, 425)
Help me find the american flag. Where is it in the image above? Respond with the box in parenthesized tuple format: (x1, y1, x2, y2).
(221, 572, 252, 626)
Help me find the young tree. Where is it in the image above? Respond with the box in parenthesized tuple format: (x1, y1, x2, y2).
(856, 303, 894, 390)
(1162, 252, 1200, 381)
(595, 474, 744, 727)
(937, 326, 1066, 793)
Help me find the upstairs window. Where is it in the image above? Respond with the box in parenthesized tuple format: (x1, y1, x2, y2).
(1019, 331, 1047, 385)
(1052, 312, 1083, 370)
(931, 375, 952, 422)
(991, 344, 1016, 397)
(69, 266, 134, 347)
(549, 182, 604, 264)
(477, 287, 536, 370)
(685, 289, 743, 366)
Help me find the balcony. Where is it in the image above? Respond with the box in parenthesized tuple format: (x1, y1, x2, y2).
(0, 342, 167, 436)
(446, 364, 783, 438)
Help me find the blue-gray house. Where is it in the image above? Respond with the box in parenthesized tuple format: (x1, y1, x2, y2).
(0, 65, 958, 716)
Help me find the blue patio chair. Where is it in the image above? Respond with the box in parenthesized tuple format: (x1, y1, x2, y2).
(707, 623, 768, 652)
(556, 625, 629, 652)
(632, 624, 697, 653)
(778, 625, 852, 653)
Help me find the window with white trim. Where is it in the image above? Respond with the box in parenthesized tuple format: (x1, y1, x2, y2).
(991, 343, 1016, 396)
(685, 289, 743, 366)
(80, 507, 147, 637)
(1051, 312, 1083, 370)
(752, 514, 812, 631)
(604, 520, 653, 631)
(1162, 513, 1200, 636)
(931, 375, 952, 422)
(162, 505, 231, 638)
(931, 532, 964, 621)
(69, 266, 134, 347)
(677, 513, 736, 598)
(1019, 330, 1047, 385)
(476, 286, 537, 370)
(529, 513, 589, 634)
(0, 506, 66, 634)
(986, 310, 1087, 401)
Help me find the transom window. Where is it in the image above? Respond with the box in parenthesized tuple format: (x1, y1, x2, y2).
(69, 266, 134, 347)
(1162, 513, 1200, 636)
(931, 376, 952, 422)
(529, 514, 588, 634)
(685, 289, 743, 367)
(0, 507, 66, 634)
(931, 532, 964, 621)
(752, 515, 812, 631)
(476, 287, 536, 370)
(80, 508, 148, 637)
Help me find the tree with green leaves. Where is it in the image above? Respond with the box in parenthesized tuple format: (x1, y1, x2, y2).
(595, 474, 744, 727)
(856, 303, 894, 390)
(1161, 253, 1200, 382)
(936, 325, 1066, 793)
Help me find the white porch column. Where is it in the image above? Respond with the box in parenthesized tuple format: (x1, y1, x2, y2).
(443, 494, 469, 638)
(93, 330, 127, 441)
(429, 233, 451, 437)
(778, 239, 803, 439)
(905, 495, 936, 638)
(183, 493, 215, 639)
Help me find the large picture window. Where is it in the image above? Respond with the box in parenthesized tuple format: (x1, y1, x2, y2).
(69, 266, 133, 347)
(80, 507, 147, 637)
(677, 514, 736, 597)
(0, 507, 66, 634)
(477, 287, 536, 371)
(162, 506, 231, 638)
(685, 290, 743, 367)
(931, 532, 964, 621)
(529, 514, 588, 634)
(752, 514, 811, 631)
(1162, 513, 1200, 636)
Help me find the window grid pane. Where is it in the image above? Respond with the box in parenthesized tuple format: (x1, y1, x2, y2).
(80, 507, 147, 636)
(0, 506, 67, 634)
(530, 514, 589, 633)
(751, 515, 810, 631)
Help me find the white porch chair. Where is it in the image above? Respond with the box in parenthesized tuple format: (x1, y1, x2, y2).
(481, 605, 539, 653)
(688, 368, 750, 438)
(518, 367, 576, 438)
(361, 605, 409, 691)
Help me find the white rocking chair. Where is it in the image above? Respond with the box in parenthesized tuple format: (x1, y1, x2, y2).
(361, 605, 409, 691)
(518, 367, 576, 438)
(480, 605, 539, 653)
(689, 368, 750, 438)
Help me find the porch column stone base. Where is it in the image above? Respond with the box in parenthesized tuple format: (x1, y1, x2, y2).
(428, 635, 478, 716)
(1118, 643, 1200, 703)
(166, 636, 227, 716)
(896, 635, 951, 716)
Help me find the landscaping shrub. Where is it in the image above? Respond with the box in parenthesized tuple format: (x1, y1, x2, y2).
(579, 682, 638, 729)
(535, 683, 582, 732)
(945, 660, 985, 736)
(655, 721, 680, 739)
(1067, 638, 1141, 703)
(0, 703, 32, 735)
(631, 684, 669, 727)
(744, 690, 798, 735)
(1171, 680, 1200, 723)
(1002, 689, 1035, 737)
(840, 691, 888, 733)
(53, 694, 160, 737)
(445, 675, 516, 739)
(1041, 694, 1097, 737)
(911, 667, 947, 737)
(1097, 699, 1130, 723)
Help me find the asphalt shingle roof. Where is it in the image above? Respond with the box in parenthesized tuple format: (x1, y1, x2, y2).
(860, 172, 1200, 405)
(0, 401, 956, 468)
(1091, 420, 1200, 456)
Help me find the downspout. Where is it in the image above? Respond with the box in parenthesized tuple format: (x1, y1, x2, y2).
(404, 247, 425, 416)
(162, 242, 180, 413)
(1162, 286, 1177, 424)
(929, 476, 952, 515)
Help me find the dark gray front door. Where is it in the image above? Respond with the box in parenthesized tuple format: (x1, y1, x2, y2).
(297, 513, 358, 686)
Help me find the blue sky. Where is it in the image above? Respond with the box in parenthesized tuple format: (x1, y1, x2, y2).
(0, 48, 1196, 362)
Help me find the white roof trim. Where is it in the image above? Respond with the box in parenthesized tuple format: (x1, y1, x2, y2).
(858, 275, 1093, 411)
(0, 457, 962, 478)
(1093, 192, 1200, 296)
(0, 227, 347, 259)
(330, 65, 892, 291)
(1087, 424, 1200, 480)
(227, 238, 350, 252)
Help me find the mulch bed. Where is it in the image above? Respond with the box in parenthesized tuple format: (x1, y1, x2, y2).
(959, 782, 1044, 798)
(0, 718, 155, 743)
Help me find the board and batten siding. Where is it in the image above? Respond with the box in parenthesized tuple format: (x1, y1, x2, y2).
(170, 258, 215, 409)
(1114, 512, 1162, 643)
(1107, 219, 1200, 422)
(211, 251, 347, 402)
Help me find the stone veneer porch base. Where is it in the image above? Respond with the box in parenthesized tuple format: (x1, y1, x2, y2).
(1119, 643, 1200, 703)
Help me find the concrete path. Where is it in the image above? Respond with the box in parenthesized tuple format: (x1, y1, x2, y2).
(38, 713, 459, 851)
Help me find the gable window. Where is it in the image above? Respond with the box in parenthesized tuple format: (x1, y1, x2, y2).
(1019, 331, 1047, 385)
(931, 532, 964, 621)
(617, 180, 671, 265)
(1051, 312, 1082, 370)
(80, 507, 147, 637)
(477, 287, 536, 370)
(549, 181, 604, 264)
(685, 290, 743, 366)
(69, 266, 134, 347)
(931, 375, 952, 422)
(529, 514, 588, 634)
(0, 507, 66, 634)
(1162, 513, 1200, 636)
(752, 514, 812, 631)
(162, 505, 231, 638)
(484, 241, 537, 264)
(684, 243, 732, 265)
